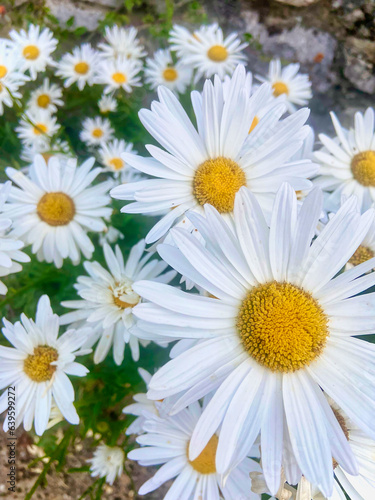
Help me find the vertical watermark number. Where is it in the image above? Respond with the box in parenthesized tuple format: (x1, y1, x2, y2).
(7, 386, 16, 493)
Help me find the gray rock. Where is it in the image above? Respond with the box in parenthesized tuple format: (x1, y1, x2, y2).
(45, 0, 106, 31)
(273, 0, 321, 6)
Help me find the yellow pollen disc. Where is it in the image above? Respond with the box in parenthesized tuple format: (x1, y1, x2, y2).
(24, 346, 58, 382)
(42, 153, 52, 162)
(113, 296, 137, 308)
(112, 72, 127, 84)
(350, 151, 375, 187)
(33, 123, 48, 135)
(0, 65, 7, 78)
(37, 192, 75, 226)
(0, 82, 2, 92)
(22, 44, 40, 60)
(189, 435, 218, 474)
(163, 67, 178, 82)
(193, 157, 246, 213)
(37, 93, 51, 108)
(272, 81, 289, 97)
(348, 245, 374, 266)
(237, 281, 328, 372)
(74, 61, 89, 75)
(207, 45, 228, 62)
(109, 157, 124, 170)
(249, 116, 259, 134)
(92, 128, 104, 138)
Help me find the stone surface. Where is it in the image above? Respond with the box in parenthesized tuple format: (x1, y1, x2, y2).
(45, 0, 106, 31)
(273, 0, 321, 6)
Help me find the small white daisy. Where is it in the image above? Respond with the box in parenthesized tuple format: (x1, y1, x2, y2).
(80, 117, 114, 146)
(256, 59, 312, 113)
(169, 24, 196, 57)
(98, 139, 137, 181)
(98, 225, 124, 247)
(87, 444, 125, 485)
(97, 26, 146, 61)
(128, 400, 261, 499)
(96, 56, 142, 94)
(98, 94, 117, 114)
(9, 24, 57, 80)
(15, 109, 60, 148)
(20, 139, 72, 165)
(27, 77, 63, 113)
(59, 240, 175, 365)
(144, 48, 192, 94)
(0, 41, 29, 115)
(0, 295, 90, 435)
(2, 155, 113, 268)
(56, 44, 100, 91)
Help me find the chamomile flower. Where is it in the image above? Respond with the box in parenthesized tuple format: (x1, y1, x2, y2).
(98, 139, 137, 181)
(111, 65, 316, 244)
(0, 295, 90, 436)
(98, 26, 146, 61)
(87, 445, 125, 485)
(128, 400, 261, 499)
(9, 24, 57, 80)
(131, 184, 375, 497)
(56, 44, 99, 91)
(314, 107, 375, 213)
(0, 182, 30, 294)
(20, 139, 72, 165)
(169, 24, 196, 57)
(256, 59, 312, 113)
(96, 56, 142, 94)
(59, 240, 175, 365)
(0, 41, 29, 115)
(27, 78, 63, 113)
(15, 109, 60, 148)
(2, 155, 112, 268)
(144, 48, 192, 93)
(80, 117, 114, 146)
(98, 94, 117, 114)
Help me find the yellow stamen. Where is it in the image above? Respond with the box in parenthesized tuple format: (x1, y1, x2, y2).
(113, 295, 137, 308)
(37, 94, 51, 108)
(348, 245, 374, 266)
(351, 151, 375, 187)
(22, 45, 40, 60)
(237, 281, 328, 372)
(0, 65, 7, 78)
(109, 157, 124, 171)
(272, 81, 289, 97)
(193, 157, 246, 213)
(189, 435, 218, 474)
(74, 62, 89, 75)
(37, 192, 75, 226)
(92, 128, 104, 138)
(33, 123, 48, 135)
(163, 68, 178, 82)
(24, 346, 58, 382)
(249, 116, 259, 134)
(112, 72, 127, 84)
(207, 45, 228, 62)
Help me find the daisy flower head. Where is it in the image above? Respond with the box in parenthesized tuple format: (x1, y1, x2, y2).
(56, 44, 100, 91)
(3, 154, 113, 268)
(98, 138, 137, 180)
(98, 94, 117, 114)
(256, 58, 312, 114)
(0, 41, 29, 115)
(15, 108, 60, 148)
(131, 183, 375, 498)
(87, 444, 125, 485)
(128, 400, 261, 499)
(27, 78, 63, 113)
(144, 48, 192, 94)
(59, 240, 176, 366)
(169, 24, 196, 57)
(314, 107, 375, 213)
(0, 295, 91, 435)
(0, 181, 30, 294)
(9, 24, 57, 80)
(80, 116, 114, 146)
(98, 26, 146, 61)
(20, 139, 72, 165)
(111, 65, 316, 244)
(95, 56, 142, 94)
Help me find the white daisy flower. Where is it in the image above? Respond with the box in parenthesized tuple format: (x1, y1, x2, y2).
(87, 444, 125, 485)
(59, 240, 175, 365)
(169, 24, 196, 57)
(256, 59, 312, 114)
(0, 41, 29, 115)
(27, 77, 63, 113)
(15, 109, 60, 148)
(144, 48, 192, 94)
(98, 139, 137, 181)
(98, 94, 117, 114)
(131, 184, 375, 498)
(80, 117, 114, 146)
(9, 24, 57, 80)
(313, 107, 375, 213)
(0, 295, 91, 436)
(2, 155, 113, 268)
(128, 400, 261, 499)
(56, 44, 100, 91)
(97, 26, 146, 61)
(20, 139, 72, 165)
(96, 56, 142, 94)
(0, 182, 30, 294)
(98, 225, 124, 247)
(111, 65, 316, 244)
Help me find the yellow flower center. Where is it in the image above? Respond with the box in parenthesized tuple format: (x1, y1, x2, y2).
(350, 151, 375, 187)
(249, 116, 259, 134)
(109, 157, 124, 171)
(0, 65, 7, 78)
(33, 123, 48, 135)
(92, 128, 104, 138)
(74, 62, 89, 75)
(163, 68, 178, 82)
(37, 192, 75, 226)
(112, 280, 140, 309)
(37, 94, 51, 108)
(207, 45, 228, 62)
(193, 157, 246, 213)
(23, 346, 58, 382)
(272, 81, 289, 97)
(112, 72, 127, 84)
(189, 435, 218, 474)
(22, 44, 40, 60)
(237, 282, 328, 372)
(348, 245, 374, 266)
